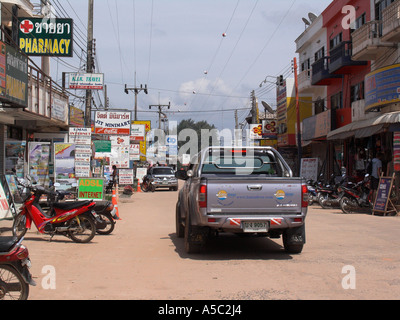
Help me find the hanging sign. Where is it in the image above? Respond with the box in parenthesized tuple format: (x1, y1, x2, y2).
(19, 18, 73, 57)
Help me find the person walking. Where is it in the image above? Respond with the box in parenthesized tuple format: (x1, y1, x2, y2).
(371, 153, 383, 202)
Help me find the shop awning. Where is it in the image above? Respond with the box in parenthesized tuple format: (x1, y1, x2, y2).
(327, 112, 400, 140)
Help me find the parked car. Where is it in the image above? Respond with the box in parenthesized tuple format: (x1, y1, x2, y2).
(147, 166, 178, 191)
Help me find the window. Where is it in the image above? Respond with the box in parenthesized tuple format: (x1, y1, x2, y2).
(355, 13, 366, 30)
(330, 33, 342, 50)
(351, 82, 365, 103)
(301, 58, 310, 72)
(314, 47, 325, 62)
(315, 98, 325, 115)
(331, 92, 343, 110)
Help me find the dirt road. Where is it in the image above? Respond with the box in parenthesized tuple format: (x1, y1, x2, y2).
(12, 189, 400, 300)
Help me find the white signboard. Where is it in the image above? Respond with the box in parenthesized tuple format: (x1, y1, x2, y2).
(69, 73, 104, 90)
(136, 168, 148, 183)
(300, 158, 318, 181)
(69, 127, 92, 145)
(130, 124, 145, 141)
(94, 112, 131, 135)
(130, 144, 140, 161)
(119, 169, 134, 185)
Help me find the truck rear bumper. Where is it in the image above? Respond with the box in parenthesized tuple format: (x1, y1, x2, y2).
(198, 215, 305, 233)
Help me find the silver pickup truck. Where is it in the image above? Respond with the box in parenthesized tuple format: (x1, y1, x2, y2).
(175, 147, 308, 254)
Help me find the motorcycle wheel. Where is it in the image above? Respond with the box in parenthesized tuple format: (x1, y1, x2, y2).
(340, 196, 354, 214)
(96, 213, 115, 235)
(0, 265, 29, 300)
(68, 215, 96, 243)
(12, 214, 27, 240)
(140, 183, 149, 192)
(318, 194, 330, 209)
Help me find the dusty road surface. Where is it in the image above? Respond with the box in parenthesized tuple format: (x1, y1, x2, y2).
(4, 188, 400, 300)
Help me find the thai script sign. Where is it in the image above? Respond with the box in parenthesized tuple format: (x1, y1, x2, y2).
(95, 111, 131, 135)
(19, 18, 73, 57)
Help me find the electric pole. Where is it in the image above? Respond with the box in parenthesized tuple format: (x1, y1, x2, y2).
(149, 102, 171, 130)
(84, 0, 94, 128)
(294, 57, 302, 174)
(125, 83, 148, 121)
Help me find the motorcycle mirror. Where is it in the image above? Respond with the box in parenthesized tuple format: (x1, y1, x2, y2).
(54, 183, 61, 187)
(365, 174, 370, 178)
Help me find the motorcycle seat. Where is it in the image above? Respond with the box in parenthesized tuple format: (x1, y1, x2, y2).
(53, 201, 93, 211)
(0, 236, 18, 253)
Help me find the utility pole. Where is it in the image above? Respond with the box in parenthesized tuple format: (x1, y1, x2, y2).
(293, 57, 302, 174)
(149, 102, 171, 130)
(125, 83, 148, 121)
(84, 0, 94, 128)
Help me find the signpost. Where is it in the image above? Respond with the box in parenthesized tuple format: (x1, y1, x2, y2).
(373, 174, 398, 216)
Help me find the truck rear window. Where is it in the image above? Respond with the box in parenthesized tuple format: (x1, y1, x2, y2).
(201, 154, 281, 176)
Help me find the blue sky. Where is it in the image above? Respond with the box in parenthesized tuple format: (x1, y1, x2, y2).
(45, 0, 333, 131)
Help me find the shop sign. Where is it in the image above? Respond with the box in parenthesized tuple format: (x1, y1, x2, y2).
(69, 128, 92, 145)
(262, 120, 277, 139)
(365, 64, 400, 112)
(373, 176, 395, 214)
(69, 106, 85, 127)
(130, 124, 145, 141)
(69, 73, 104, 90)
(93, 140, 111, 153)
(4, 43, 28, 108)
(132, 120, 151, 132)
(19, 18, 73, 57)
(95, 111, 131, 135)
(249, 124, 263, 140)
(78, 178, 104, 201)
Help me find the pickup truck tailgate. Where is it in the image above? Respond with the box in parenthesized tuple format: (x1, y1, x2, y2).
(206, 178, 304, 215)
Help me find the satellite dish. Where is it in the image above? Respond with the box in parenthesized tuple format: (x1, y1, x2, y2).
(262, 101, 274, 114)
(302, 18, 311, 26)
(308, 12, 318, 22)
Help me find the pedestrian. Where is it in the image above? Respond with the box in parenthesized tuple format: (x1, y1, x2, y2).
(371, 152, 383, 202)
(111, 165, 118, 187)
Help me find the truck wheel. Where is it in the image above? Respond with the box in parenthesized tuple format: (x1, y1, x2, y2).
(176, 202, 184, 238)
(184, 214, 204, 254)
(282, 225, 305, 254)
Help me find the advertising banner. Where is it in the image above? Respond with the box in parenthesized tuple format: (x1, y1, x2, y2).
(54, 143, 76, 189)
(28, 142, 50, 187)
(69, 73, 104, 90)
(365, 64, 400, 112)
(69, 127, 92, 145)
(119, 169, 134, 185)
(95, 111, 131, 135)
(19, 18, 73, 57)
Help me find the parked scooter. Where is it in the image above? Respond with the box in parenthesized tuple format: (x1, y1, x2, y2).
(46, 189, 118, 235)
(140, 176, 155, 193)
(317, 174, 350, 209)
(0, 237, 36, 300)
(339, 174, 372, 214)
(306, 180, 319, 205)
(12, 175, 97, 243)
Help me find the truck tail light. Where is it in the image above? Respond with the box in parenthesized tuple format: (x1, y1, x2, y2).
(199, 184, 207, 208)
(302, 184, 308, 208)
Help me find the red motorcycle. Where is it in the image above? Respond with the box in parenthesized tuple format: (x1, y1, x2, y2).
(12, 176, 97, 243)
(0, 237, 36, 300)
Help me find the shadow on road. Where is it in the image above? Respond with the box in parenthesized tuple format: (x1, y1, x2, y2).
(169, 233, 294, 261)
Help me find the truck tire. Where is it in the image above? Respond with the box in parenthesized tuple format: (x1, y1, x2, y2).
(184, 213, 205, 254)
(175, 202, 184, 238)
(283, 225, 305, 254)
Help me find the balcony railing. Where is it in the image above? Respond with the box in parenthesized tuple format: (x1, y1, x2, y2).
(298, 69, 312, 92)
(352, 20, 396, 61)
(311, 57, 340, 86)
(329, 41, 367, 74)
(28, 65, 69, 125)
(382, 0, 400, 42)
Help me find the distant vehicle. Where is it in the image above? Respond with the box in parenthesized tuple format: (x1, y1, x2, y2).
(175, 147, 308, 254)
(147, 166, 178, 191)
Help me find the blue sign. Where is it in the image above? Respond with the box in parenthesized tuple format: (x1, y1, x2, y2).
(365, 64, 400, 112)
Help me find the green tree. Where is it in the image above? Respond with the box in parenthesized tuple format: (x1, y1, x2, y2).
(177, 119, 219, 154)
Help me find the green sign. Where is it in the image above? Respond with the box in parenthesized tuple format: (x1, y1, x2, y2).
(94, 140, 112, 153)
(19, 18, 73, 57)
(78, 178, 104, 201)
